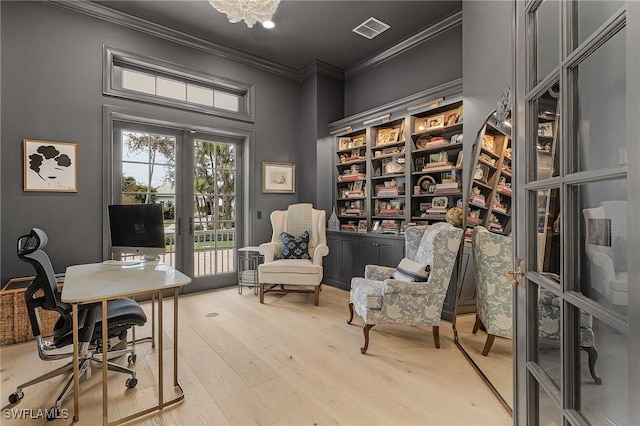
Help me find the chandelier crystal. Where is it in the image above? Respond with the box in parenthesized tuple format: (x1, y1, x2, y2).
(208, 0, 281, 28)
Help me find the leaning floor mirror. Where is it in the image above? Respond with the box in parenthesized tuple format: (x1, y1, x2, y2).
(452, 97, 514, 413)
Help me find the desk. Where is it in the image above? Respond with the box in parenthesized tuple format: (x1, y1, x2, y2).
(61, 262, 191, 425)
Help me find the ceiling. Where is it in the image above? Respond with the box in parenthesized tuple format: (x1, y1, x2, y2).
(93, 1, 462, 71)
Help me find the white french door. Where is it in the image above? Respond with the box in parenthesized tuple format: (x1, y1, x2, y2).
(111, 122, 242, 292)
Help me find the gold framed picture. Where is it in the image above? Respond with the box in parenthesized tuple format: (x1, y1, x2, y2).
(23, 139, 77, 192)
(357, 220, 368, 233)
(262, 161, 295, 193)
(426, 114, 445, 130)
(338, 137, 350, 150)
(352, 135, 365, 147)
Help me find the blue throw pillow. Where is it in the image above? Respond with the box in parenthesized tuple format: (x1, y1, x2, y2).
(278, 231, 311, 260)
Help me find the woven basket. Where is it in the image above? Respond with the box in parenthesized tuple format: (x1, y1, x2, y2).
(0, 278, 61, 346)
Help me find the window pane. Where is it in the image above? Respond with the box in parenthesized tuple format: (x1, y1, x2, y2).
(536, 188, 561, 279)
(121, 68, 155, 94)
(537, 284, 561, 388)
(187, 84, 214, 106)
(538, 382, 562, 425)
(532, 82, 560, 181)
(214, 90, 240, 112)
(580, 317, 628, 425)
(575, 179, 628, 317)
(573, 28, 626, 173)
(122, 131, 150, 162)
(156, 77, 185, 101)
(576, 0, 624, 48)
(535, 0, 560, 84)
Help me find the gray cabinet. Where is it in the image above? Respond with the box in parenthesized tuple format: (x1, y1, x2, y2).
(324, 231, 404, 290)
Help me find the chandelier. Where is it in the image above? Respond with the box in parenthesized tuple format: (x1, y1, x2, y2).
(208, 0, 281, 28)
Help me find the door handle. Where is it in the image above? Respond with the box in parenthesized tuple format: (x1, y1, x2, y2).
(188, 217, 194, 236)
(176, 218, 182, 237)
(506, 258, 525, 287)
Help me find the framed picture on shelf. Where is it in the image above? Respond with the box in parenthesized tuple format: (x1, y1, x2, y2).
(338, 137, 350, 150)
(474, 163, 490, 183)
(538, 122, 553, 137)
(426, 114, 445, 130)
(415, 135, 429, 150)
(455, 152, 463, 168)
(352, 135, 365, 147)
(371, 220, 381, 232)
(445, 112, 459, 126)
(482, 134, 495, 152)
(415, 156, 426, 170)
(432, 197, 448, 209)
(357, 220, 368, 233)
(351, 181, 363, 191)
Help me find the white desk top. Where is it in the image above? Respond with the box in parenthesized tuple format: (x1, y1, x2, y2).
(61, 262, 191, 304)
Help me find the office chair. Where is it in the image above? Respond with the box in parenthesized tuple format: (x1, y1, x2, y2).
(8, 228, 148, 419)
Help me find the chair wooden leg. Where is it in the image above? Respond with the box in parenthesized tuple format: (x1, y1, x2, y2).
(314, 285, 319, 306)
(482, 334, 496, 356)
(361, 324, 375, 354)
(259, 283, 264, 304)
(472, 315, 482, 334)
(432, 325, 440, 348)
(347, 302, 354, 324)
(581, 346, 602, 384)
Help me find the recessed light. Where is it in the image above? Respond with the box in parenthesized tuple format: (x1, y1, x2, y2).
(262, 20, 275, 29)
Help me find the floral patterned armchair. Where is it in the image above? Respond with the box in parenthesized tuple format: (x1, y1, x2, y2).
(471, 226, 513, 355)
(347, 223, 463, 354)
(471, 227, 601, 383)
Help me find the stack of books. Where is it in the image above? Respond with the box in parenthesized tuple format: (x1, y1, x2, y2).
(377, 186, 400, 197)
(498, 185, 512, 196)
(344, 208, 364, 216)
(426, 206, 447, 215)
(492, 204, 508, 214)
(347, 190, 364, 198)
(434, 182, 460, 195)
(340, 223, 357, 232)
(489, 222, 504, 232)
(467, 216, 482, 225)
(470, 194, 486, 208)
(377, 208, 403, 216)
(424, 137, 450, 149)
(423, 162, 453, 172)
(380, 220, 400, 234)
(338, 173, 366, 182)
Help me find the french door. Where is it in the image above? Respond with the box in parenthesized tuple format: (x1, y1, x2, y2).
(514, 1, 639, 425)
(112, 122, 242, 292)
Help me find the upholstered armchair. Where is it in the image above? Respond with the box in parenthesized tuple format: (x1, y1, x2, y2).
(471, 226, 513, 356)
(471, 227, 601, 383)
(258, 204, 329, 306)
(348, 222, 463, 354)
(582, 200, 628, 306)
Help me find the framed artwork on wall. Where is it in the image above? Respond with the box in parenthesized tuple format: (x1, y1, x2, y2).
(262, 161, 295, 193)
(23, 139, 77, 192)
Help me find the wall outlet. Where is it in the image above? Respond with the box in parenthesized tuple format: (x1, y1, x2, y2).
(257, 211, 262, 219)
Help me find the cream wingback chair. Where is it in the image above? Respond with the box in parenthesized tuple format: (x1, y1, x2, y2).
(258, 204, 329, 306)
(347, 223, 463, 354)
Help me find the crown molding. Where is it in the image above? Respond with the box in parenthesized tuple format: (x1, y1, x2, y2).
(300, 60, 345, 81)
(41, 0, 301, 81)
(345, 10, 463, 80)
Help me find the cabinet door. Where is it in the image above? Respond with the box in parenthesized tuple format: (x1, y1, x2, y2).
(325, 235, 343, 281)
(341, 238, 358, 280)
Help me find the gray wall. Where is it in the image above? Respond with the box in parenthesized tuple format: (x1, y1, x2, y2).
(1, 1, 301, 282)
(462, 0, 513, 184)
(344, 27, 463, 117)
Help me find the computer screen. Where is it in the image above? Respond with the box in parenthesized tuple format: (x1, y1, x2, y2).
(108, 204, 166, 260)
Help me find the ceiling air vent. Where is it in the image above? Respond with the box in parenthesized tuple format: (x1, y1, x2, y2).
(353, 17, 390, 40)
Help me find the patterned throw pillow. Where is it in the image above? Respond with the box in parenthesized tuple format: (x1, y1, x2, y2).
(278, 230, 311, 260)
(393, 257, 431, 282)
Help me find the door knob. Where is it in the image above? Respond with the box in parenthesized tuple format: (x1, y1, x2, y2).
(506, 259, 525, 287)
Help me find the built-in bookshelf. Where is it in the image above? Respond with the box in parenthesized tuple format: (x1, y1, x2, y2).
(465, 119, 512, 240)
(330, 93, 463, 234)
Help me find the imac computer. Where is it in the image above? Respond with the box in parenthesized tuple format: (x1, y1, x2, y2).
(108, 203, 166, 261)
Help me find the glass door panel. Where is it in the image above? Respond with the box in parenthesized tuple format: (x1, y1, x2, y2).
(533, 82, 560, 181)
(534, 0, 561, 85)
(572, 28, 627, 173)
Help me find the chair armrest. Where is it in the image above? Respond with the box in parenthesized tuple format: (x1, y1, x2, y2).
(383, 280, 431, 295)
(259, 242, 280, 262)
(589, 251, 616, 278)
(364, 265, 395, 280)
(312, 243, 329, 265)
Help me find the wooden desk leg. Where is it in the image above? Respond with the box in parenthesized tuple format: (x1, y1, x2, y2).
(158, 291, 163, 407)
(72, 304, 80, 422)
(102, 300, 109, 425)
(152, 293, 156, 348)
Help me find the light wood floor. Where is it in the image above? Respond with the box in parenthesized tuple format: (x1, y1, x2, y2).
(1, 286, 512, 425)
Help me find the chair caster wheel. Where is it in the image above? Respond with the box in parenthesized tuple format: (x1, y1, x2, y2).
(126, 377, 138, 388)
(8, 391, 23, 404)
(45, 406, 59, 421)
(128, 353, 137, 364)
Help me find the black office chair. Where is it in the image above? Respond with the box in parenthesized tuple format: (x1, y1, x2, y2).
(8, 228, 148, 420)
